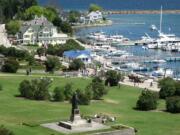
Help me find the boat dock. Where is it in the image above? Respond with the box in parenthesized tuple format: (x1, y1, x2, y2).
(166, 57, 180, 62)
(110, 56, 180, 63)
(110, 56, 155, 63)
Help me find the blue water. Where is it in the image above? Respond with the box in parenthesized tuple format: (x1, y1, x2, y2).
(76, 14, 180, 77)
(39, 0, 180, 10)
(76, 14, 180, 40)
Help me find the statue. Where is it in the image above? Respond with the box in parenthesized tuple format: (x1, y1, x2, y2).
(70, 92, 80, 121)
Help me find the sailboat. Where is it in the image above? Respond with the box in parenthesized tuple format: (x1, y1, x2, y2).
(147, 6, 180, 49)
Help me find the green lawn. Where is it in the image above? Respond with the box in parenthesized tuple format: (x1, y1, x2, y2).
(0, 74, 180, 135)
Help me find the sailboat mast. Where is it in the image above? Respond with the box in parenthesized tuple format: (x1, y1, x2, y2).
(160, 6, 163, 33)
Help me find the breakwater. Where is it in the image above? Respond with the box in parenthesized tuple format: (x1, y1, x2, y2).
(106, 10, 180, 14)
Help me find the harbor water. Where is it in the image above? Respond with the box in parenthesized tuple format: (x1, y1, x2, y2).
(76, 14, 180, 77)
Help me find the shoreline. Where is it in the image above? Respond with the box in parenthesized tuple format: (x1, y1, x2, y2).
(72, 20, 113, 29)
(106, 10, 180, 14)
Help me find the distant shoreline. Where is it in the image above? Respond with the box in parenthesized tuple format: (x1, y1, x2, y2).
(106, 10, 180, 14)
(72, 20, 113, 29)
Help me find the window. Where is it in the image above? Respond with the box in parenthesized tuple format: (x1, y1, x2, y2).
(24, 35, 30, 38)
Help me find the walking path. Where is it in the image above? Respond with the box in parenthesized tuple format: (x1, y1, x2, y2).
(120, 77, 160, 92)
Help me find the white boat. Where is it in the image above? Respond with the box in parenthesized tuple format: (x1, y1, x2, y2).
(152, 68, 173, 77)
(145, 7, 180, 50)
(126, 62, 140, 69)
(135, 33, 155, 45)
(110, 35, 129, 43)
(147, 43, 158, 49)
(150, 24, 157, 31)
(152, 59, 166, 63)
(106, 50, 130, 58)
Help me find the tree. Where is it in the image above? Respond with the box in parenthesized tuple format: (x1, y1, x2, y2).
(60, 22, 73, 34)
(19, 78, 52, 100)
(0, 0, 19, 21)
(5, 20, 21, 35)
(45, 56, 61, 73)
(166, 96, 180, 113)
(159, 78, 176, 99)
(76, 89, 90, 105)
(26, 54, 36, 66)
(105, 70, 123, 86)
(0, 125, 14, 135)
(89, 4, 103, 12)
(1, 58, 19, 73)
(64, 83, 73, 100)
(175, 81, 180, 96)
(52, 16, 62, 27)
(46, 39, 85, 57)
(37, 47, 46, 56)
(24, 6, 57, 21)
(0, 46, 29, 60)
(17, 0, 37, 12)
(136, 90, 158, 111)
(87, 77, 107, 100)
(69, 59, 85, 71)
(53, 87, 65, 102)
(68, 10, 80, 23)
(158, 77, 175, 88)
(24, 6, 44, 20)
(85, 84, 93, 100)
(0, 0, 37, 22)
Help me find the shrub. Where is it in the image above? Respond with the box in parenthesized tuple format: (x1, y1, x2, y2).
(87, 77, 107, 100)
(64, 83, 73, 100)
(1, 58, 19, 73)
(166, 96, 180, 113)
(60, 22, 73, 34)
(69, 59, 85, 71)
(53, 87, 65, 102)
(0, 125, 14, 135)
(105, 70, 124, 86)
(76, 89, 90, 105)
(46, 39, 84, 57)
(45, 56, 61, 73)
(0, 84, 2, 91)
(37, 47, 46, 56)
(159, 80, 176, 99)
(0, 46, 29, 60)
(175, 81, 180, 96)
(5, 20, 21, 35)
(158, 77, 175, 88)
(19, 78, 52, 100)
(136, 90, 158, 111)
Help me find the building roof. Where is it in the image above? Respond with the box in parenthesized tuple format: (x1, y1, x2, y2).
(63, 50, 91, 59)
(24, 15, 53, 26)
(88, 11, 102, 17)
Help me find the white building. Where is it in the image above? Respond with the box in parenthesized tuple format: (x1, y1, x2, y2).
(63, 50, 92, 64)
(80, 11, 103, 24)
(17, 16, 68, 46)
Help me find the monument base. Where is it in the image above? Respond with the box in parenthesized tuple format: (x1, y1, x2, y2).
(41, 121, 109, 134)
(59, 119, 92, 130)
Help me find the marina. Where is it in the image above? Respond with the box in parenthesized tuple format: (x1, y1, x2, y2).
(75, 5, 180, 79)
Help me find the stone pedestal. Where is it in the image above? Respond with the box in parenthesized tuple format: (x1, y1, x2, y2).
(59, 109, 92, 129)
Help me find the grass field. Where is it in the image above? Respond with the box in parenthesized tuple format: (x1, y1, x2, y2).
(0, 74, 180, 135)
